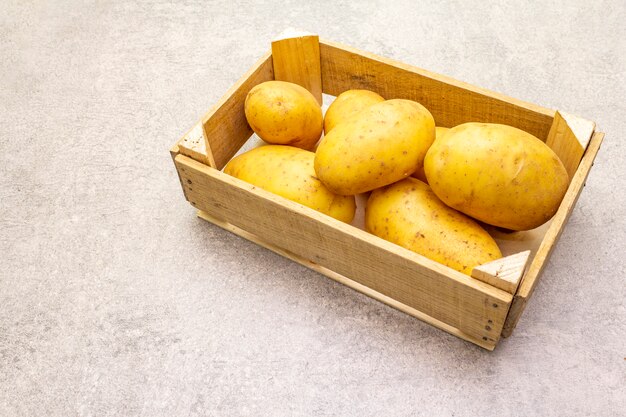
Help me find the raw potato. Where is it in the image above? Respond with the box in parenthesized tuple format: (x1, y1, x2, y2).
(365, 178, 501, 276)
(424, 123, 569, 231)
(324, 89, 384, 134)
(315, 99, 435, 195)
(224, 145, 355, 223)
(244, 81, 323, 150)
(413, 126, 450, 183)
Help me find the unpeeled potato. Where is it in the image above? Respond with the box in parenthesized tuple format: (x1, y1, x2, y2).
(224, 145, 355, 223)
(244, 81, 323, 150)
(412, 126, 450, 183)
(324, 89, 385, 134)
(365, 178, 501, 275)
(424, 123, 569, 230)
(315, 99, 435, 195)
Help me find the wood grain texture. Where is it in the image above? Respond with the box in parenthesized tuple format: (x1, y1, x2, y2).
(272, 32, 322, 104)
(472, 250, 530, 294)
(175, 154, 512, 349)
(201, 51, 274, 170)
(546, 111, 596, 178)
(177, 122, 216, 168)
(560, 111, 595, 149)
(319, 39, 555, 140)
(169, 143, 189, 202)
(197, 210, 497, 350)
(502, 131, 604, 337)
(169, 143, 180, 163)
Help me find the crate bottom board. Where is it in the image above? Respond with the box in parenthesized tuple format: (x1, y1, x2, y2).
(197, 209, 498, 350)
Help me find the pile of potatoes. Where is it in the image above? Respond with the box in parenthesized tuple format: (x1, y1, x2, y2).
(226, 80, 569, 275)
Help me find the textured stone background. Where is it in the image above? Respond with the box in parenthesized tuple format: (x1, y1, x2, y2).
(1, 1, 625, 416)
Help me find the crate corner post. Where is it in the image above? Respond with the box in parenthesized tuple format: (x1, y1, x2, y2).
(472, 250, 530, 295)
(271, 29, 323, 104)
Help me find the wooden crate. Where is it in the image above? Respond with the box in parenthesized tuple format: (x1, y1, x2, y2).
(171, 33, 603, 350)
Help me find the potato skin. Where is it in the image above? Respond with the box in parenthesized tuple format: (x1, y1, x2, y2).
(324, 89, 384, 134)
(244, 81, 323, 150)
(412, 126, 450, 183)
(424, 123, 569, 231)
(224, 145, 355, 223)
(365, 178, 501, 275)
(315, 99, 435, 195)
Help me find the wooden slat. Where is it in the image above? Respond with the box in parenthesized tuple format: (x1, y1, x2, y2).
(170, 143, 190, 202)
(198, 209, 500, 350)
(319, 39, 555, 140)
(546, 111, 596, 178)
(201, 51, 274, 170)
(175, 154, 513, 349)
(502, 132, 604, 337)
(472, 251, 530, 294)
(272, 30, 323, 104)
(560, 111, 595, 149)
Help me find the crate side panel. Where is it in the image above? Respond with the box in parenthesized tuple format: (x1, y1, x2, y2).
(202, 51, 274, 170)
(502, 132, 604, 337)
(175, 155, 512, 344)
(319, 40, 554, 140)
(197, 209, 497, 350)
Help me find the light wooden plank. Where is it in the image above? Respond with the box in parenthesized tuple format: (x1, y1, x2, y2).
(201, 51, 274, 170)
(319, 39, 555, 140)
(175, 154, 512, 347)
(178, 122, 216, 168)
(272, 30, 323, 104)
(502, 132, 604, 337)
(169, 143, 180, 162)
(472, 251, 530, 294)
(546, 110, 596, 179)
(560, 111, 595, 149)
(170, 143, 191, 202)
(197, 209, 499, 351)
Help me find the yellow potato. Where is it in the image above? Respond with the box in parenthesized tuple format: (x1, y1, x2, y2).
(324, 89, 385, 134)
(366, 178, 501, 275)
(244, 81, 323, 150)
(424, 123, 569, 231)
(224, 145, 355, 222)
(412, 126, 450, 183)
(315, 99, 435, 195)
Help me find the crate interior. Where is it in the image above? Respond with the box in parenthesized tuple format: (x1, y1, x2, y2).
(224, 92, 554, 260)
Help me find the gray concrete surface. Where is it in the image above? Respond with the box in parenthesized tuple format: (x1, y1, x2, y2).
(1, 1, 625, 416)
